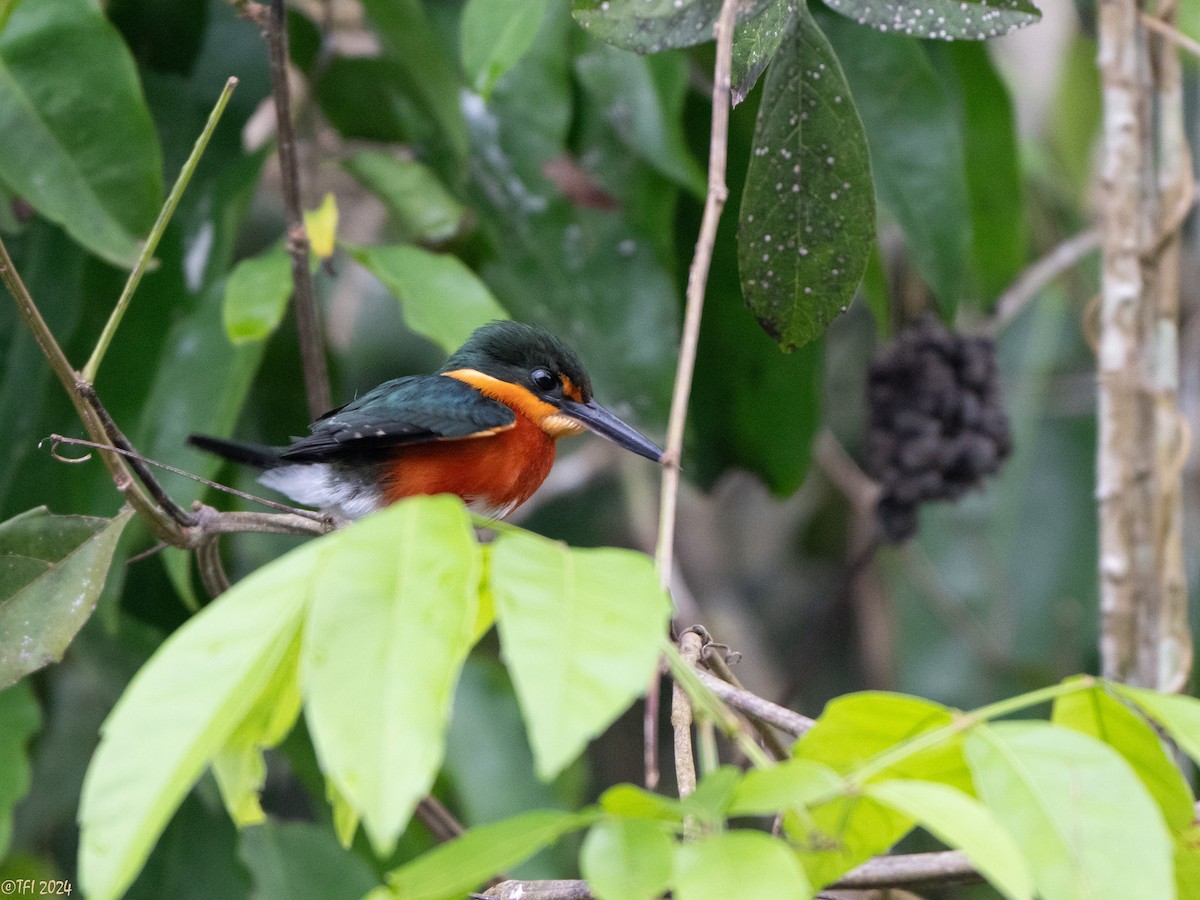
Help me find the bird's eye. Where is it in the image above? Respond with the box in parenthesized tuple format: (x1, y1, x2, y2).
(531, 368, 558, 392)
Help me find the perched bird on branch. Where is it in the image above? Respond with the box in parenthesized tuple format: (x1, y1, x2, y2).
(189, 320, 663, 519)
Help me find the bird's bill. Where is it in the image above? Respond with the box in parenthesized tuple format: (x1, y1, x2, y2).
(558, 398, 664, 463)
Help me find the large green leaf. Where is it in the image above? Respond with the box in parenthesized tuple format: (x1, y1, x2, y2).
(1113, 684, 1200, 770)
(821, 0, 1041, 40)
(78, 542, 315, 900)
(965, 721, 1174, 900)
(0, 680, 40, 859)
(346, 244, 509, 354)
(490, 530, 671, 779)
(1053, 684, 1195, 832)
(461, 0, 553, 98)
(673, 830, 811, 900)
(0, 0, 162, 266)
(738, 5, 875, 350)
(866, 779, 1033, 900)
(384, 809, 594, 900)
(301, 496, 481, 855)
(239, 820, 380, 900)
(0, 506, 135, 689)
(342, 152, 469, 245)
(581, 816, 674, 900)
(728, 758, 843, 816)
(818, 9, 971, 316)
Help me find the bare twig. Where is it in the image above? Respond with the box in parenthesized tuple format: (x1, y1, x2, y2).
(415, 796, 465, 843)
(655, 0, 739, 589)
(1140, 10, 1200, 60)
(672, 629, 704, 807)
(263, 0, 331, 418)
(983, 228, 1102, 337)
(701, 646, 793, 759)
(692, 668, 814, 738)
(482, 850, 981, 899)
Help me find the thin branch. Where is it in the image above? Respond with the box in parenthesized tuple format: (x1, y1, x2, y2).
(655, 0, 739, 589)
(672, 629, 704, 808)
(982, 228, 1101, 337)
(415, 796, 465, 844)
(701, 646, 793, 759)
(693, 668, 814, 738)
(263, 0, 331, 418)
(1140, 10, 1200, 60)
(82, 77, 238, 383)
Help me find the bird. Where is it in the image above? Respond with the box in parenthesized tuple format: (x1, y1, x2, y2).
(188, 320, 664, 519)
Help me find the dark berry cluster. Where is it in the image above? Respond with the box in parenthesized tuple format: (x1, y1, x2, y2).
(866, 317, 1012, 543)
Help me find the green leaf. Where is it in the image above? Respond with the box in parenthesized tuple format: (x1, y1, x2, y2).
(342, 152, 469, 245)
(818, 10, 971, 316)
(582, 816, 674, 900)
(684, 766, 742, 824)
(673, 830, 811, 900)
(385, 809, 594, 900)
(1113, 684, 1200, 771)
(212, 629, 304, 827)
(78, 544, 314, 900)
(360, 0, 468, 160)
(346, 243, 509, 354)
(239, 819, 381, 900)
(728, 759, 842, 816)
(1053, 683, 1195, 831)
(794, 692, 971, 790)
(0, 506, 135, 689)
(574, 46, 706, 197)
(940, 42, 1026, 301)
(0, 680, 40, 858)
(490, 530, 671, 780)
(791, 692, 969, 888)
(599, 783, 685, 822)
(1176, 822, 1200, 900)
(461, 0, 553, 98)
(965, 721, 1174, 900)
(222, 245, 293, 344)
(301, 496, 481, 856)
(866, 779, 1033, 900)
(0, 0, 162, 267)
(738, 6, 875, 350)
(821, 0, 1041, 40)
(313, 56, 413, 143)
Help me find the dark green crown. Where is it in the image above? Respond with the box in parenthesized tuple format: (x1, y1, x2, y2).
(439, 321, 593, 401)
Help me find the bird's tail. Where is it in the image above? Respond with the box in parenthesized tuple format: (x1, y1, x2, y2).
(187, 434, 286, 470)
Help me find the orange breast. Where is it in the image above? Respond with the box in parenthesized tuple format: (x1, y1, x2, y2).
(378, 412, 557, 516)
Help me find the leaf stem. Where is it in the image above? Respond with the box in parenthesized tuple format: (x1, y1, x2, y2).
(83, 77, 239, 383)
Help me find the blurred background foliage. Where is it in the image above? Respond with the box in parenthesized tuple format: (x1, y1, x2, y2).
(0, 0, 1197, 895)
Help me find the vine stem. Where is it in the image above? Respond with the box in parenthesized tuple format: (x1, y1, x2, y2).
(654, 0, 738, 590)
(83, 77, 238, 383)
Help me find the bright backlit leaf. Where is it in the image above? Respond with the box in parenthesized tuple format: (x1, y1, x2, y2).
(728, 758, 842, 816)
(385, 809, 594, 900)
(673, 830, 811, 900)
(965, 721, 1174, 900)
(581, 816, 674, 900)
(303, 193, 338, 259)
(302, 496, 480, 856)
(0, 506, 134, 689)
(738, 5, 874, 350)
(1114, 683, 1200, 770)
(490, 530, 671, 780)
(866, 779, 1033, 900)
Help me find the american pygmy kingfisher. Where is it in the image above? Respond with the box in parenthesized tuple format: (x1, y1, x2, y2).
(189, 321, 664, 519)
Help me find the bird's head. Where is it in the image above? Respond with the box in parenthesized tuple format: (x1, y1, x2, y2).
(440, 321, 664, 463)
